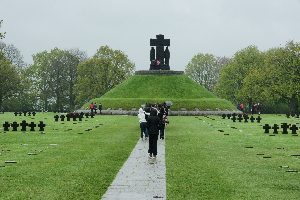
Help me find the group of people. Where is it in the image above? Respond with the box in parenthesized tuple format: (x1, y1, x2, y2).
(138, 103, 169, 163)
(89, 102, 102, 114)
(237, 102, 262, 114)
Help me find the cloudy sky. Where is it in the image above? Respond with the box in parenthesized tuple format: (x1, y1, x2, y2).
(1, 0, 300, 71)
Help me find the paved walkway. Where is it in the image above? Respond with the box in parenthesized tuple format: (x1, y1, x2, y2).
(101, 138, 166, 200)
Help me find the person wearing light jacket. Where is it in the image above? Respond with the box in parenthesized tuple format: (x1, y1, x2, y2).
(138, 108, 148, 140)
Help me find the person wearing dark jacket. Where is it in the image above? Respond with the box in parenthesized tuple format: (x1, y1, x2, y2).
(147, 108, 160, 163)
(158, 107, 166, 139)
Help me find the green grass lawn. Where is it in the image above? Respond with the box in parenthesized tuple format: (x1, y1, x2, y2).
(166, 114, 300, 199)
(1, 113, 299, 199)
(0, 113, 138, 200)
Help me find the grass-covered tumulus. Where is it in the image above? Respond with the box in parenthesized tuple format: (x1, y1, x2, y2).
(84, 74, 235, 111)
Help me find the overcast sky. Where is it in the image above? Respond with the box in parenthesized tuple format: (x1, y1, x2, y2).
(1, 0, 300, 71)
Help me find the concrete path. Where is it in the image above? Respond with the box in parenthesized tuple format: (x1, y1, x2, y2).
(101, 138, 166, 200)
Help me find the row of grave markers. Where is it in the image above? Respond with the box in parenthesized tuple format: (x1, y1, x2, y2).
(2, 121, 45, 132)
(263, 123, 299, 134)
(286, 113, 300, 118)
(13, 111, 36, 116)
(222, 114, 262, 123)
(54, 112, 95, 122)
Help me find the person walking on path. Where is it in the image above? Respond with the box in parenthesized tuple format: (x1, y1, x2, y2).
(138, 108, 148, 140)
(147, 109, 160, 163)
(158, 107, 166, 140)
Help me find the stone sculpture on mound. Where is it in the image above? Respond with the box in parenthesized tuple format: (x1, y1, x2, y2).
(150, 34, 170, 70)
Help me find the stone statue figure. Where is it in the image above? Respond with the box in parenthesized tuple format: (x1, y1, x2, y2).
(164, 47, 170, 67)
(150, 47, 155, 61)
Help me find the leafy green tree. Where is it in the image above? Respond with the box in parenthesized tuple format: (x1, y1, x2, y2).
(75, 45, 135, 104)
(214, 46, 264, 104)
(0, 41, 26, 68)
(0, 53, 20, 111)
(262, 42, 300, 113)
(185, 53, 228, 91)
(29, 48, 85, 111)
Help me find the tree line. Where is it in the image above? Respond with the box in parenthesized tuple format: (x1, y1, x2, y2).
(185, 41, 300, 114)
(0, 28, 135, 112)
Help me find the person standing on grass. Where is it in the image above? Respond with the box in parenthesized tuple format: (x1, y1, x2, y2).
(147, 108, 160, 163)
(93, 103, 97, 114)
(98, 103, 102, 114)
(138, 108, 148, 140)
(89, 102, 94, 114)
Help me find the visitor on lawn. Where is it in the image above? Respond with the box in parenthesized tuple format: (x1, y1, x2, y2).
(93, 103, 97, 114)
(257, 103, 261, 115)
(89, 102, 94, 114)
(138, 108, 148, 140)
(147, 108, 160, 162)
(98, 103, 102, 114)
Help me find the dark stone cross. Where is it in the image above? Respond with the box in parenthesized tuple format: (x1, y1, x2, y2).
(23, 111, 27, 116)
(149, 34, 170, 70)
(38, 121, 46, 131)
(221, 114, 226, 119)
(286, 113, 290, 118)
(85, 113, 90, 118)
(60, 115, 65, 121)
(256, 116, 262, 123)
(90, 113, 95, 118)
(28, 112, 31, 116)
(3, 121, 10, 131)
(78, 114, 83, 121)
(272, 124, 279, 134)
(263, 124, 271, 133)
(226, 114, 231, 119)
(250, 116, 255, 123)
(32, 111, 36, 116)
(66, 113, 71, 121)
(11, 122, 19, 131)
(18, 112, 22, 116)
(20, 120, 28, 132)
(14, 112, 18, 116)
(237, 115, 243, 122)
(231, 116, 236, 122)
(72, 114, 77, 121)
(54, 115, 59, 122)
(281, 123, 289, 134)
(28, 122, 36, 131)
(290, 125, 298, 134)
(243, 114, 249, 123)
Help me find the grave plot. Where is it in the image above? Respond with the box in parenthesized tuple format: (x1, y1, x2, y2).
(166, 114, 300, 200)
(0, 113, 136, 200)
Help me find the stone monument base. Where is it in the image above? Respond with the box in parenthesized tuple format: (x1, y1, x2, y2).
(135, 70, 184, 75)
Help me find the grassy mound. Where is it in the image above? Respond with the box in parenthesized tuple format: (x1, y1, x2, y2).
(86, 74, 235, 110)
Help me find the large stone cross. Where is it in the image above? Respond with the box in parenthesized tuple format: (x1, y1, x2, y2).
(150, 34, 170, 70)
